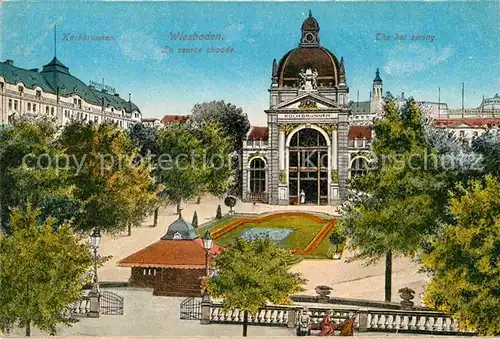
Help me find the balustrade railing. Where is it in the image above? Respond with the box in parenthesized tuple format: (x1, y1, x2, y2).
(366, 309, 466, 335)
(205, 303, 473, 335)
(67, 295, 91, 317)
(210, 304, 290, 327)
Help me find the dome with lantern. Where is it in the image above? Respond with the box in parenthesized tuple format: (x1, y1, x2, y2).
(275, 10, 345, 89)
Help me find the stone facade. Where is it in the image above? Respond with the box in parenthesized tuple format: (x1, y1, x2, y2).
(242, 12, 352, 206)
(0, 58, 141, 128)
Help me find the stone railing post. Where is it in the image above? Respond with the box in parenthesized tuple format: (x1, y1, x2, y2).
(358, 308, 369, 332)
(200, 294, 212, 325)
(287, 308, 297, 328)
(88, 285, 101, 318)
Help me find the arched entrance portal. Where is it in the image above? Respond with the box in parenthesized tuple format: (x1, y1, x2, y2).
(288, 128, 329, 205)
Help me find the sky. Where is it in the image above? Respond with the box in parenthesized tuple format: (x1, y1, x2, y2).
(2, 1, 499, 125)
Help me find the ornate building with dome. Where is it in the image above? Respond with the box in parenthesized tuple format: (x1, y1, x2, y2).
(241, 12, 499, 206)
(241, 11, 371, 206)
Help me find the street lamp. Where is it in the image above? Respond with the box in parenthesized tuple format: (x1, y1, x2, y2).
(90, 229, 101, 284)
(202, 231, 213, 276)
(89, 229, 101, 318)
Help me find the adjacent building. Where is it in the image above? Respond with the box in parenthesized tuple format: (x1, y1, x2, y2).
(0, 58, 142, 128)
(118, 214, 223, 296)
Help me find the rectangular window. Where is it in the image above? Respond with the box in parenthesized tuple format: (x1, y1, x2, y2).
(27, 102, 31, 111)
(18, 86, 23, 93)
(33, 104, 36, 112)
(36, 90, 41, 99)
(8, 99, 12, 110)
(14, 100, 18, 110)
(46, 106, 49, 114)
(459, 131, 465, 138)
(51, 107, 55, 115)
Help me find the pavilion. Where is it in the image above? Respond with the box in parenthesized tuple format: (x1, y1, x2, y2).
(117, 214, 223, 296)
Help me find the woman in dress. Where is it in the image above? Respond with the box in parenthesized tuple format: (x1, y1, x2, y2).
(319, 310, 336, 336)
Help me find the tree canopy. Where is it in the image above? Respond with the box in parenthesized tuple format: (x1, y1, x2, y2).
(421, 175, 500, 336)
(0, 118, 73, 234)
(155, 121, 233, 209)
(57, 121, 158, 234)
(204, 238, 306, 336)
(0, 205, 94, 336)
(339, 98, 450, 301)
(190, 100, 250, 196)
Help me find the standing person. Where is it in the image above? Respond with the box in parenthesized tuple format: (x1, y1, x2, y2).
(296, 307, 311, 336)
(300, 189, 306, 204)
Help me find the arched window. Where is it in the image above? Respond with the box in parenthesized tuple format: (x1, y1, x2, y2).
(350, 157, 369, 178)
(249, 158, 266, 194)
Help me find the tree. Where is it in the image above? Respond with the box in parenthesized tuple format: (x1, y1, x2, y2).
(471, 131, 500, 178)
(0, 118, 72, 234)
(329, 230, 346, 254)
(339, 98, 449, 301)
(0, 205, 93, 336)
(192, 211, 198, 229)
(58, 121, 158, 235)
(204, 238, 306, 337)
(421, 176, 499, 336)
(190, 100, 250, 197)
(216, 205, 222, 220)
(156, 122, 233, 212)
(127, 123, 163, 227)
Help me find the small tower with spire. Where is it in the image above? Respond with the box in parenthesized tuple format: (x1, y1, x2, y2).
(300, 10, 320, 47)
(371, 68, 383, 114)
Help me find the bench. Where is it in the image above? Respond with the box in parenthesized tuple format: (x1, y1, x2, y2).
(251, 193, 268, 204)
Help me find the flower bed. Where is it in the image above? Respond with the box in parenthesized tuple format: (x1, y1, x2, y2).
(209, 212, 336, 257)
(239, 228, 294, 242)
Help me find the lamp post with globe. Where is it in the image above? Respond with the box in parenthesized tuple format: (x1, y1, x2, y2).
(201, 231, 214, 324)
(202, 231, 213, 276)
(89, 229, 101, 317)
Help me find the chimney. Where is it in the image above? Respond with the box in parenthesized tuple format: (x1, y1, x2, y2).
(5, 59, 13, 66)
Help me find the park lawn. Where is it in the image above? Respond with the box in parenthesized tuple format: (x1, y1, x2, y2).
(212, 215, 331, 256)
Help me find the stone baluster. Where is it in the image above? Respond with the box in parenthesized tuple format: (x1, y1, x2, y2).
(399, 315, 408, 330)
(384, 314, 391, 329)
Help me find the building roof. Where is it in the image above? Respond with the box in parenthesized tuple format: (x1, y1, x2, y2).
(349, 101, 371, 114)
(117, 238, 224, 269)
(373, 68, 382, 83)
(348, 126, 372, 140)
(277, 47, 340, 88)
(302, 10, 320, 31)
(117, 213, 224, 269)
(0, 58, 140, 113)
(434, 117, 500, 128)
(247, 126, 269, 141)
(276, 12, 341, 88)
(142, 117, 160, 122)
(161, 115, 189, 124)
(161, 214, 198, 240)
